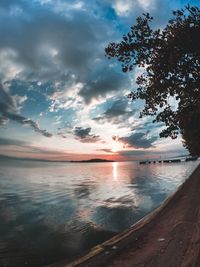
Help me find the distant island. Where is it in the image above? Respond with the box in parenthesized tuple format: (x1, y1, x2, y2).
(0, 155, 115, 163)
(70, 158, 115, 163)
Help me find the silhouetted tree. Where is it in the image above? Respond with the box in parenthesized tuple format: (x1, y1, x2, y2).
(180, 105, 200, 156)
(105, 5, 200, 156)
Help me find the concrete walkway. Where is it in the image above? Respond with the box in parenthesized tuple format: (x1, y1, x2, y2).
(62, 164, 200, 267)
(106, 164, 200, 267)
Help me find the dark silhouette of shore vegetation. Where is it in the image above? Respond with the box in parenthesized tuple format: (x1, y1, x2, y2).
(105, 5, 200, 156)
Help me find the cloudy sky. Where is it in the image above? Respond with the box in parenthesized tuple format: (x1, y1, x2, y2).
(0, 0, 198, 161)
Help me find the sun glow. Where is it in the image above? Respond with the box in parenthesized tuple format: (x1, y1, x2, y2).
(112, 162, 118, 180)
(111, 143, 121, 153)
(112, 147, 117, 153)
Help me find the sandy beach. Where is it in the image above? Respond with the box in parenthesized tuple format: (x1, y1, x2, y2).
(64, 163, 200, 267)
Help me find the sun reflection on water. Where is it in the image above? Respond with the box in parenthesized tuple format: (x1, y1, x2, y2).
(112, 162, 118, 180)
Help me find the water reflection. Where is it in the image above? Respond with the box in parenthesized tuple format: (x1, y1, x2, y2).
(112, 162, 118, 181)
(0, 158, 198, 267)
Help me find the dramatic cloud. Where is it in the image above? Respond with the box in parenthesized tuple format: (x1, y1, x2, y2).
(0, 0, 189, 159)
(8, 114, 52, 137)
(79, 68, 129, 103)
(93, 98, 136, 125)
(0, 86, 52, 137)
(74, 127, 101, 143)
(0, 8, 99, 77)
(114, 132, 158, 149)
(0, 0, 133, 115)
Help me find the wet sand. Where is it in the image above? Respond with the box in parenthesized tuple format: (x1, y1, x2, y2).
(64, 163, 200, 267)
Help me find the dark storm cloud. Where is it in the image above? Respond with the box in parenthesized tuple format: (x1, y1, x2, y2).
(0, 86, 52, 137)
(79, 68, 129, 103)
(74, 127, 91, 138)
(114, 132, 158, 149)
(0, 0, 189, 146)
(74, 127, 101, 143)
(0, 1, 105, 78)
(0, 0, 131, 105)
(93, 98, 135, 125)
(104, 100, 131, 117)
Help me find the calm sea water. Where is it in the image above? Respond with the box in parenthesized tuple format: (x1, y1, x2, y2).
(0, 159, 198, 267)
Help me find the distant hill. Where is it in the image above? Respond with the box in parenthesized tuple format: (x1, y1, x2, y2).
(0, 155, 115, 163)
(70, 158, 115, 163)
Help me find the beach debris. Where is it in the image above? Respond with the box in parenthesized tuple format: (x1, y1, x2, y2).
(112, 245, 117, 250)
(157, 238, 165, 242)
(105, 251, 110, 255)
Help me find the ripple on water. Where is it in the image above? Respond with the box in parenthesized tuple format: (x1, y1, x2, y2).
(0, 159, 199, 267)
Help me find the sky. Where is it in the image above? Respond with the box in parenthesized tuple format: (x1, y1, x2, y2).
(0, 0, 198, 161)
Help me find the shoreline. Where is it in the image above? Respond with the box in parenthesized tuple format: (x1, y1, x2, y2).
(54, 163, 200, 267)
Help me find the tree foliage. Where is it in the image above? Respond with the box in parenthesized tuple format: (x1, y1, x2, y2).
(105, 5, 200, 156)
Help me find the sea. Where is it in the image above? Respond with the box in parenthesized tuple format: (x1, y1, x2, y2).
(0, 158, 199, 267)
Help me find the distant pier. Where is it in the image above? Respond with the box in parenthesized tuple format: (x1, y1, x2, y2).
(139, 156, 198, 165)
